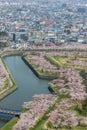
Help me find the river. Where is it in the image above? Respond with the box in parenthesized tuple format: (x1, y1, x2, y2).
(0, 56, 49, 128)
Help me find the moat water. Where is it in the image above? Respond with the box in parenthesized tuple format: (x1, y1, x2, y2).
(0, 56, 49, 128)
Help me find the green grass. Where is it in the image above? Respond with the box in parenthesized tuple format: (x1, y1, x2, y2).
(35, 68, 58, 77)
(30, 118, 47, 130)
(45, 56, 86, 71)
(50, 83, 60, 95)
(1, 50, 23, 58)
(76, 57, 87, 61)
(3, 79, 9, 89)
(54, 56, 68, 65)
(73, 126, 87, 130)
(54, 126, 87, 130)
(1, 118, 18, 130)
(45, 56, 60, 68)
(0, 78, 9, 92)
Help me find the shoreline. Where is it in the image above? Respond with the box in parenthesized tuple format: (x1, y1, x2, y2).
(0, 57, 18, 101)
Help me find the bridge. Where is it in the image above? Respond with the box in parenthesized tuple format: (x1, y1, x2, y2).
(0, 108, 21, 120)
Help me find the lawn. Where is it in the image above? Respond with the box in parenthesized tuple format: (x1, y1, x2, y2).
(45, 56, 87, 70)
(1, 118, 18, 130)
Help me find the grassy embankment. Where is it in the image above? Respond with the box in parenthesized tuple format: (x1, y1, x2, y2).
(0, 52, 19, 130)
(0, 118, 18, 130)
(0, 57, 17, 100)
(0, 50, 25, 100)
(1, 50, 23, 57)
(23, 56, 59, 79)
(45, 55, 87, 70)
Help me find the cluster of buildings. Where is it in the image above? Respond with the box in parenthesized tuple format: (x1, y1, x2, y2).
(0, 0, 87, 48)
